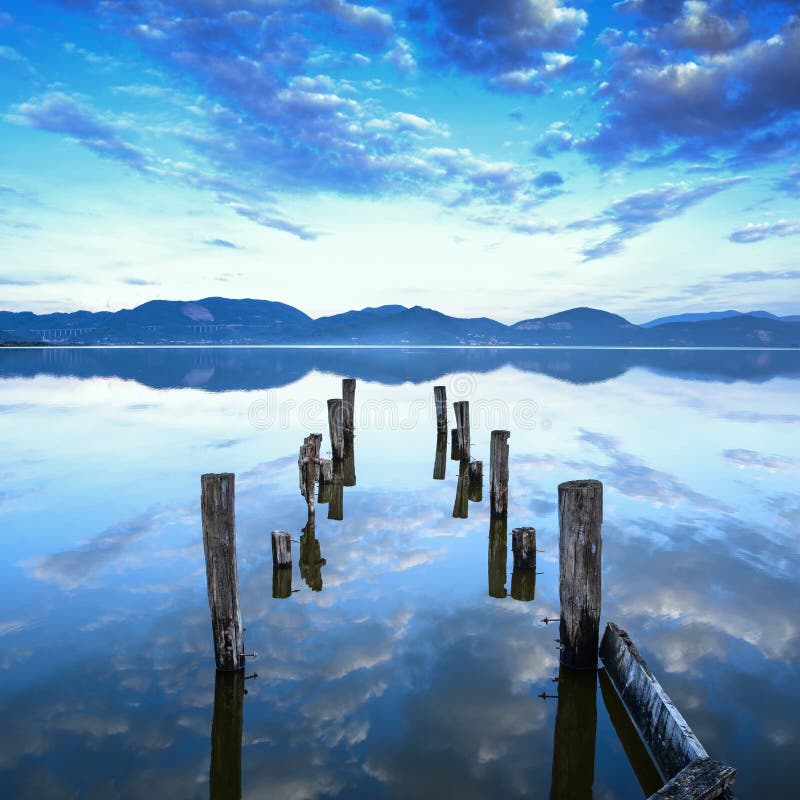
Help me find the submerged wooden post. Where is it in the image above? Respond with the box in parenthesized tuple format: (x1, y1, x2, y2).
(433, 432, 447, 480)
(343, 431, 356, 487)
(510, 567, 535, 602)
(453, 401, 470, 461)
(272, 566, 292, 599)
(327, 398, 345, 461)
(209, 669, 244, 800)
(434, 385, 447, 433)
(271, 530, 292, 568)
(318, 458, 333, 504)
(201, 473, 245, 672)
(299, 518, 326, 592)
(342, 378, 356, 432)
(450, 428, 461, 461)
(328, 462, 344, 521)
(512, 527, 536, 570)
(452, 463, 470, 519)
(558, 479, 603, 670)
(468, 459, 482, 502)
(490, 430, 510, 518)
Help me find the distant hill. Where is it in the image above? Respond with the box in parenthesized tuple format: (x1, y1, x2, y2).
(1, 298, 798, 348)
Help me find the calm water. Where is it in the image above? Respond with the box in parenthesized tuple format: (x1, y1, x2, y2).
(0, 347, 798, 799)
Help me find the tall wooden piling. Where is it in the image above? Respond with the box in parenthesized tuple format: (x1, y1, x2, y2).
(512, 527, 536, 570)
(490, 430, 510, 518)
(342, 378, 356, 432)
(201, 473, 245, 672)
(433, 432, 447, 480)
(558, 479, 603, 671)
(434, 385, 447, 433)
(210, 669, 244, 800)
(271, 530, 292, 568)
(453, 401, 470, 461)
(327, 399, 345, 461)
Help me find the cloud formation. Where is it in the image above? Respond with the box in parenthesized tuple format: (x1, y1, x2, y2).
(729, 218, 800, 243)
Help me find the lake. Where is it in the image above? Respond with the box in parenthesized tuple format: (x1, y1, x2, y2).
(0, 346, 798, 798)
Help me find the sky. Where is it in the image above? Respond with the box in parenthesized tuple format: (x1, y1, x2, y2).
(0, 0, 798, 323)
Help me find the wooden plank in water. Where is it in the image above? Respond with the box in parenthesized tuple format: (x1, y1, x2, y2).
(646, 758, 736, 800)
(600, 621, 708, 781)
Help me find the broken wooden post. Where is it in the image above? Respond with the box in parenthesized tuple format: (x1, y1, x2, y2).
(488, 516, 508, 598)
(468, 459, 482, 502)
(309, 433, 322, 479)
(342, 378, 356, 432)
(327, 398, 344, 461)
(433, 432, 447, 480)
(510, 568, 535, 602)
(490, 430, 510, 518)
(272, 566, 292, 599)
(453, 401, 470, 461)
(512, 527, 536, 570)
(450, 428, 461, 461)
(201, 473, 245, 672)
(434, 385, 447, 433)
(209, 669, 244, 800)
(452, 462, 470, 519)
(558, 479, 602, 671)
(271, 530, 291, 568)
(318, 458, 333, 505)
(600, 622, 710, 782)
(647, 758, 736, 800)
(549, 666, 597, 799)
(298, 434, 318, 516)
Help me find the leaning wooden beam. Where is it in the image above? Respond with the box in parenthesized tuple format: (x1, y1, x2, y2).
(453, 401, 470, 461)
(434, 385, 447, 433)
(327, 399, 345, 462)
(201, 473, 245, 672)
(600, 622, 710, 781)
(489, 430, 510, 518)
(559, 479, 602, 670)
(646, 758, 736, 800)
(342, 378, 356, 432)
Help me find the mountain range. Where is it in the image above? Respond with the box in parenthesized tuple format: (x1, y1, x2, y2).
(1, 299, 799, 347)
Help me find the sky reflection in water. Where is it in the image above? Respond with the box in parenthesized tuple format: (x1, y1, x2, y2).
(0, 347, 798, 798)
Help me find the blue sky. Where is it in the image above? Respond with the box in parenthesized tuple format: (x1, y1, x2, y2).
(0, 0, 798, 322)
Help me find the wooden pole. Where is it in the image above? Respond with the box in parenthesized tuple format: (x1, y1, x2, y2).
(558, 479, 603, 670)
(298, 435, 317, 516)
(272, 566, 292, 599)
(510, 568, 535, 602)
(271, 530, 292, 568)
(450, 428, 461, 461)
(317, 459, 333, 505)
(201, 473, 245, 672)
(434, 385, 447, 433)
(512, 526, 536, 570)
(488, 516, 508, 598)
(343, 431, 356, 487)
(327, 399, 345, 461)
(328, 462, 344, 521)
(468, 460, 483, 502)
(452, 462, 469, 519)
(453, 401, 470, 462)
(209, 669, 244, 800)
(433, 432, 447, 480)
(490, 430, 510, 518)
(342, 378, 356, 432)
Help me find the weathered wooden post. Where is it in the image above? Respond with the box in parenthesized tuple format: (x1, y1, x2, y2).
(318, 458, 333, 505)
(468, 460, 483, 502)
(452, 463, 470, 519)
(433, 432, 447, 480)
(271, 530, 292, 568)
(327, 398, 345, 461)
(434, 385, 447, 433)
(558, 479, 603, 671)
(298, 435, 318, 516)
(342, 378, 356, 432)
(328, 462, 344, 521)
(272, 566, 292, 599)
(549, 667, 597, 799)
(488, 516, 508, 598)
(510, 568, 535, 602)
(201, 473, 245, 672)
(343, 431, 356, 487)
(490, 430, 510, 518)
(453, 401, 470, 461)
(209, 669, 244, 800)
(512, 527, 536, 570)
(309, 433, 322, 479)
(299, 518, 326, 592)
(450, 428, 461, 461)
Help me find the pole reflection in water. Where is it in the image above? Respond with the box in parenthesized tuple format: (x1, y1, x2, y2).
(328, 461, 344, 521)
(549, 667, 597, 800)
(510, 567, 535, 601)
(598, 669, 663, 796)
(210, 670, 245, 800)
(433, 432, 447, 480)
(488, 516, 508, 598)
(453, 462, 470, 519)
(299, 517, 326, 592)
